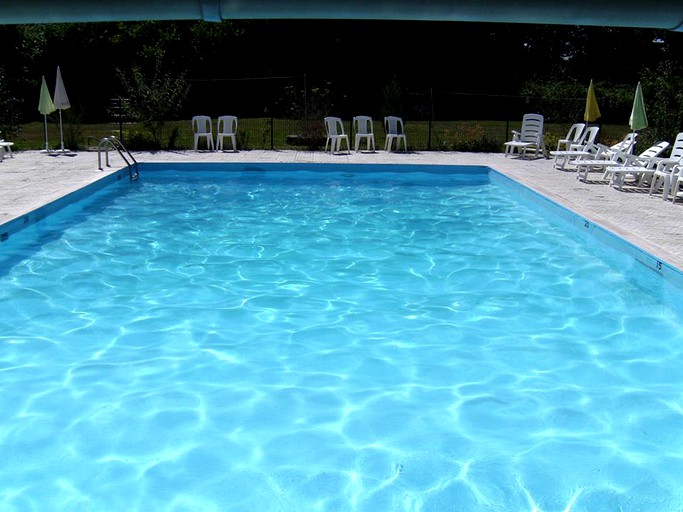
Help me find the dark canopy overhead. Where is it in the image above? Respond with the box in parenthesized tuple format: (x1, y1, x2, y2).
(2, 0, 682, 31)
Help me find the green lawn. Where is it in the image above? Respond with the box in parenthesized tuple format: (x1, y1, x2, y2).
(13, 118, 633, 153)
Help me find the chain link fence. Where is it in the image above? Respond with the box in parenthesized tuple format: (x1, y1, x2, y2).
(72, 76, 634, 152)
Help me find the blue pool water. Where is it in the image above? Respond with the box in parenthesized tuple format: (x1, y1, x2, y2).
(1, 164, 683, 511)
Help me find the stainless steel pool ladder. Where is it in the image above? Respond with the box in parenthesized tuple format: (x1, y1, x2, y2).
(98, 136, 139, 181)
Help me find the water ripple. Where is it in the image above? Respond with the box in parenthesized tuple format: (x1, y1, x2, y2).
(1, 170, 682, 510)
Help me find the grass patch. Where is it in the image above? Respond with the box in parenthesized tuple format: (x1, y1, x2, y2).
(14, 118, 634, 153)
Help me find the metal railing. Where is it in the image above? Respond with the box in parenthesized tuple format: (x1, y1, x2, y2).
(98, 135, 139, 181)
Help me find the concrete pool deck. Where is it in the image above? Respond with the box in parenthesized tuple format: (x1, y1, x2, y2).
(1, 149, 682, 271)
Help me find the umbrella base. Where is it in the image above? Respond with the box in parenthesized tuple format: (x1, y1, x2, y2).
(46, 148, 76, 156)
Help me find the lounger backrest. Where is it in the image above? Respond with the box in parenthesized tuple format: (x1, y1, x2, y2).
(519, 114, 544, 144)
(669, 132, 683, 160)
(639, 141, 670, 159)
(581, 126, 600, 145)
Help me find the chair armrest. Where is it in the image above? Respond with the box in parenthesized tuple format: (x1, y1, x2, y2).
(634, 156, 668, 169)
(654, 158, 682, 173)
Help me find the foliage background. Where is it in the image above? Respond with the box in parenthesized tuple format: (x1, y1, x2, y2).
(0, 20, 681, 149)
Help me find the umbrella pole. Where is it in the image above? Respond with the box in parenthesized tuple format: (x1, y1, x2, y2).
(631, 129, 636, 154)
(43, 114, 50, 152)
(58, 109, 65, 152)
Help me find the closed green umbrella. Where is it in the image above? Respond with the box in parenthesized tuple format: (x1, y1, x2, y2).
(628, 81, 648, 154)
(38, 75, 55, 152)
(584, 79, 601, 123)
(629, 81, 648, 131)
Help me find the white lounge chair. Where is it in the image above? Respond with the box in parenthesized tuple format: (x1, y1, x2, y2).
(551, 125, 600, 170)
(556, 123, 586, 152)
(192, 115, 214, 151)
(670, 165, 683, 205)
(216, 115, 238, 151)
(649, 132, 683, 200)
(324, 116, 350, 154)
(0, 139, 14, 161)
(573, 132, 641, 178)
(602, 141, 670, 190)
(575, 145, 628, 182)
(610, 132, 637, 154)
(504, 113, 547, 159)
(353, 116, 375, 152)
(384, 116, 407, 152)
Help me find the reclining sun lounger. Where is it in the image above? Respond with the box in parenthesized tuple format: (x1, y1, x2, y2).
(0, 139, 14, 161)
(601, 141, 670, 190)
(504, 113, 547, 159)
(550, 126, 600, 170)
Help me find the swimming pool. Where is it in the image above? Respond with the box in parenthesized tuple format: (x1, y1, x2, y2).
(1, 163, 682, 511)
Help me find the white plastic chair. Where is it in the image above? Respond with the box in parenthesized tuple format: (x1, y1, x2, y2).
(602, 141, 670, 190)
(324, 117, 350, 154)
(0, 139, 14, 161)
(649, 132, 683, 200)
(550, 126, 600, 171)
(552, 125, 601, 170)
(216, 115, 238, 151)
(352, 116, 375, 152)
(504, 113, 546, 159)
(610, 132, 637, 154)
(670, 165, 683, 205)
(570, 126, 600, 150)
(384, 116, 407, 152)
(556, 123, 586, 151)
(192, 115, 214, 151)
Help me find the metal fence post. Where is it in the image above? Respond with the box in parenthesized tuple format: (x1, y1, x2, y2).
(428, 88, 434, 150)
(118, 97, 123, 141)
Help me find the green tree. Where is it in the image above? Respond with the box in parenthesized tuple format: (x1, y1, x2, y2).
(381, 79, 405, 119)
(118, 46, 189, 149)
(642, 61, 683, 144)
(0, 67, 22, 139)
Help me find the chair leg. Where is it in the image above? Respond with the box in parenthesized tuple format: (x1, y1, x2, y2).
(663, 175, 673, 201)
(649, 175, 661, 196)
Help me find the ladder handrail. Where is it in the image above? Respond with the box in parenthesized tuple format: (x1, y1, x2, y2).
(97, 136, 139, 181)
